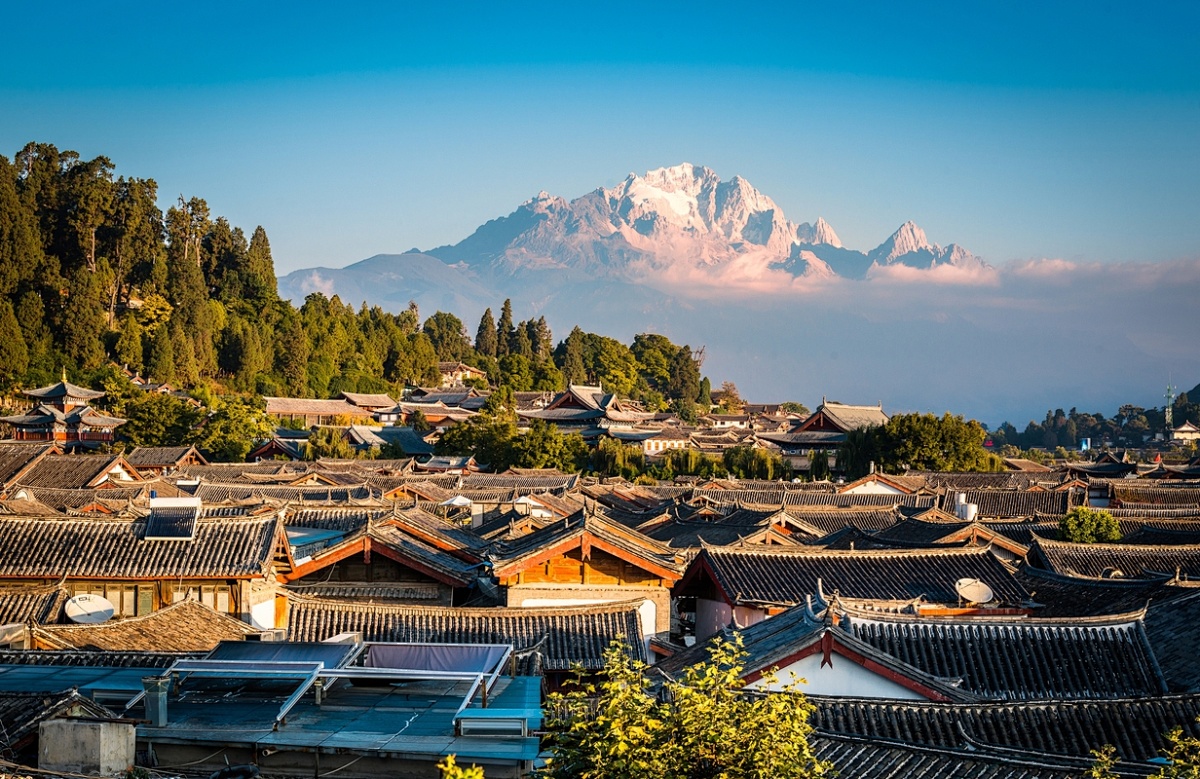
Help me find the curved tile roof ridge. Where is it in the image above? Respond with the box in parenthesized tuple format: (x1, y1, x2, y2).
(282, 589, 649, 617)
(837, 601, 1151, 626)
(703, 544, 997, 558)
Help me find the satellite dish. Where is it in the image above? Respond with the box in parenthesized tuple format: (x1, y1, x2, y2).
(955, 578, 995, 604)
(65, 594, 116, 624)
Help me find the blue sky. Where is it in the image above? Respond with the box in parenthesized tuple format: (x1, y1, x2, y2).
(2, 2, 1199, 421)
(3, 1, 1198, 273)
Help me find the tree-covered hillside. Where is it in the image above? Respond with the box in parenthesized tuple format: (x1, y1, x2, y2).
(0, 142, 708, 411)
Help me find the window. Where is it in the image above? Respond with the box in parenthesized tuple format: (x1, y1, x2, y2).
(171, 583, 233, 613)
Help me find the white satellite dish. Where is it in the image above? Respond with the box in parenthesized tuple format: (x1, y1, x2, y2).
(954, 578, 995, 604)
(65, 594, 116, 624)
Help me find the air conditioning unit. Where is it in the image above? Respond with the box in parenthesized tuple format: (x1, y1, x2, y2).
(246, 629, 287, 642)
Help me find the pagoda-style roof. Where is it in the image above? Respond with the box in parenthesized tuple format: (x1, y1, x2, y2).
(0, 404, 126, 429)
(22, 380, 105, 403)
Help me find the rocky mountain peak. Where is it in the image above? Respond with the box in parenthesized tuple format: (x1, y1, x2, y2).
(797, 216, 843, 248)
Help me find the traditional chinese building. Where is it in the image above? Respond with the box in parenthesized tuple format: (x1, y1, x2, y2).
(0, 379, 126, 447)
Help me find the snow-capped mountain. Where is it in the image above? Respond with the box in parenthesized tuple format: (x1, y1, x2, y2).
(279, 163, 991, 314)
(423, 163, 985, 283)
(430, 163, 853, 278)
(865, 220, 986, 271)
(796, 216, 842, 248)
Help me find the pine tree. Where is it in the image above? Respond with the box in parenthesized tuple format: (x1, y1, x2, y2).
(114, 314, 143, 374)
(475, 308, 497, 357)
(512, 325, 533, 358)
(559, 326, 587, 386)
(60, 265, 106, 369)
(0, 156, 43, 298)
(171, 322, 199, 387)
(275, 311, 311, 396)
(244, 225, 276, 306)
(147, 323, 176, 384)
(0, 299, 29, 385)
(496, 299, 515, 357)
(667, 344, 700, 402)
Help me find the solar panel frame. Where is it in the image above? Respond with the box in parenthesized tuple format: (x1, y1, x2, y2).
(144, 505, 200, 540)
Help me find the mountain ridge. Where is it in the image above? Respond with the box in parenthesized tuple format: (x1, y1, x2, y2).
(279, 163, 991, 311)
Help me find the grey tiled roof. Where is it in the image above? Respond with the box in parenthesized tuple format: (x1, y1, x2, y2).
(812, 694, 1200, 763)
(682, 546, 1029, 607)
(286, 596, 646, 670)
(1029, 538, 1200, 579)
(0, 584, 69, 624)
(810, 733, 1083, 779)
(942, 489, 1080, 519)
(0, 515, 280, 578)
(1016, 564, 1188, 618)
(844, 612, 1167, 700)
(32, 600, 260, 652)
(0, 690, 116, 752)
(1144, 589, 1200, 692)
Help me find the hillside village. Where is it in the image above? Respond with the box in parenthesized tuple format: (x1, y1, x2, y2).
(1, 373, 1200, 777)
(5, 142, 1200, 777)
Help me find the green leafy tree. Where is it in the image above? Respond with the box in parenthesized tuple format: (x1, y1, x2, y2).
(875, 412, 1002, 473)
(666, 344, 700, 404)
(1088, 728, 1200, 778)
(196, 395, 273, 462)
(104, 177, 164, 323)
(306, 426, 356, 460)
(589, 438, 646, 480)
(780, 401, 809, 416)
(114, 314, 143, 374)
(717, 381, 744, 413)
(669, 397, 699, 424)
(61, 265, 107, 369)
(531, 359, 564, 392)
(542, 634, 831, 779)
(0, 299, 29, 386)
(243, 225, 277, 308)
(631, 333, 675, 391)
(511, 324, 534, 359)
(0, 154, 43, 298)
(409, 409, 432, 433)
(557, 326, 587, 386)
(809, 448, 831, 480)
(1059, 506, 1121, 543)
(423, 311, 470, 361)
(436, 387, 519, 470)
(274, 310, 310, 396)
(146, 323, 175, 384)
(1084, 745, 1119, 779)
(655, 448, 723, 479)
(15, 291, 53, 377)
(697, 376, 712, 408)
(510, 419, 588, 472)
(1155, 727, 1200, 778)
(837, 426, 881, 480)
(498, 353, 534, 391)
(724, 445, 791, 481)
(118, 392, 203, 447)
(170, 322, 200, 387)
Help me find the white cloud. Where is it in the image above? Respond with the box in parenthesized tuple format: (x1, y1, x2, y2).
(299, 271, 336, 297)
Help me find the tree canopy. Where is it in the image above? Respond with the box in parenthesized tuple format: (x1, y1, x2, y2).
(1059, 506, 1121, 544)
(543, 635, 831, 779)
